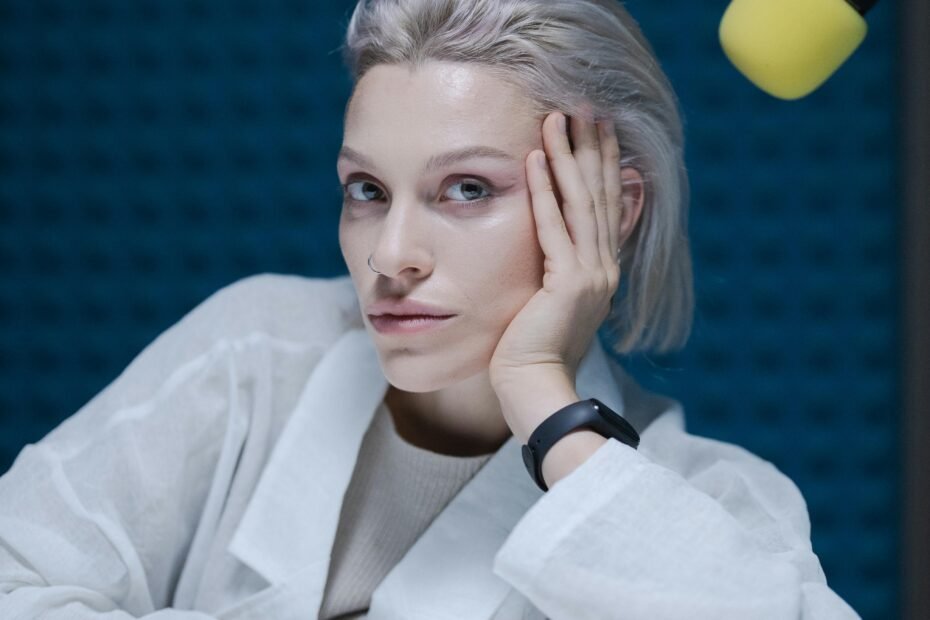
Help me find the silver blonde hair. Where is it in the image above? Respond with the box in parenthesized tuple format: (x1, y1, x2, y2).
(340, 0, 694, 355)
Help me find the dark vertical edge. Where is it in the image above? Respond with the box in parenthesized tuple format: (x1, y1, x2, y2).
(900, 0, 930, 617)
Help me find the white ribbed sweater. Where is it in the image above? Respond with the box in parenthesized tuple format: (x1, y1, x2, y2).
(317, 401, 494, 619)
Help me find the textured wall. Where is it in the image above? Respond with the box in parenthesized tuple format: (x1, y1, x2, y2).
(0, 1, 900, 617)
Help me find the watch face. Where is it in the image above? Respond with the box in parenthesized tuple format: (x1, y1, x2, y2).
(592, 399, 618, 423)
(598, 403, 621, 422)
(592, 398, 640, 446)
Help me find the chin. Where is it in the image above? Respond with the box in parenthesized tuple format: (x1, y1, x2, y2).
(379, 353, 491, 394)
(380, 366, 447, 393)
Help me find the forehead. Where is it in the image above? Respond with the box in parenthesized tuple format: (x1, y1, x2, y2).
(343, 61, 539, 155)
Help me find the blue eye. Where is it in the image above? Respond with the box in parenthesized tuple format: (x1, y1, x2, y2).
(344, 181, 384, 202)
(444, 179, 491, 203)
(341, 178, 493, 207)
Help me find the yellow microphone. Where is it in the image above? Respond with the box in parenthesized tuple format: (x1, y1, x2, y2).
(719, 0, 876, 100)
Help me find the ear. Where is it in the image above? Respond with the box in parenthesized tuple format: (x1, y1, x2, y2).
(617, 166, 645, 248)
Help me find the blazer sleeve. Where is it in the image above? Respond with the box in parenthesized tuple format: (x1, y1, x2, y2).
(0, 273, 317, 619)
(492, 406, 862, 620)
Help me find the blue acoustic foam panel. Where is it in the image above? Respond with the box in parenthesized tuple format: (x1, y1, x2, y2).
(0, 1, 899, 618)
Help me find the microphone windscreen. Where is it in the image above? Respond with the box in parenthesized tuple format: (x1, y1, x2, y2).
(719, 0, 868, 100)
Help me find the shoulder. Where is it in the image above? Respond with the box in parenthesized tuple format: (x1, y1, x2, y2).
(185, 272, 363, 346)
(608, 361, 800, 509)
(69, 273, 362, 421)
(135, 271, 363, 385)
(639, 408, 814, 543)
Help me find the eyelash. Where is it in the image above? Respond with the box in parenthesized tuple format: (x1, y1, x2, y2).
(340, 177, 494, 208)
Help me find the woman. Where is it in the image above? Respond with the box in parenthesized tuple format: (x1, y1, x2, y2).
(0, 0, 859, 618)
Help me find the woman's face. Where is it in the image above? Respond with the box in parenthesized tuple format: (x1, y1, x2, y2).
(337, 61, 546, 392)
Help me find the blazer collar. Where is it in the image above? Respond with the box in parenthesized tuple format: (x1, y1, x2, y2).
(228, 324, 629, 619)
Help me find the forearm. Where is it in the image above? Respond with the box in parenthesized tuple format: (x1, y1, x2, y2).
(493, 420, 862, 620)
(494, 371, 608, 489)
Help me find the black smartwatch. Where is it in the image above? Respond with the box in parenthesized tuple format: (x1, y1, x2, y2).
(521, 398, 640, 492)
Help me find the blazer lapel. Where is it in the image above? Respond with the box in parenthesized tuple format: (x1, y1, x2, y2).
(227, 327, 389, 612)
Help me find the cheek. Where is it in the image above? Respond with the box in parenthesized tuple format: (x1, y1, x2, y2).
(339, 218, 375, 303)
(339, 215, 368, 269)
(455, 205, 544, 323)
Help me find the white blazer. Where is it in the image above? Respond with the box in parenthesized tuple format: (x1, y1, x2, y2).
(0, 273, 860, 620)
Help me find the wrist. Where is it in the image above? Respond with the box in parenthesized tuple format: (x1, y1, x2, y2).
(493, 370, 578, 444)
(489, 361, 570, 393)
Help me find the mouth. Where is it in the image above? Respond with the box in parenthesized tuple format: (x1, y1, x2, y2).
(368, 313, 457, 335)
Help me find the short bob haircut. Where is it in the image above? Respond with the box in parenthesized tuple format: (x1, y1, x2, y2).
(340, 0, 694, 356)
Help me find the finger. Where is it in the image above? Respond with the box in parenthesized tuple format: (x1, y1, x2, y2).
(541, 112, 599, 267)
(526, 149, 574, 267)
(570, 112, 612, 272)
(599, 118, 623, 261)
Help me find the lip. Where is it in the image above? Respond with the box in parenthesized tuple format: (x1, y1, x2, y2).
(366, 298, 457, 318)
(368, 314, 457, 335)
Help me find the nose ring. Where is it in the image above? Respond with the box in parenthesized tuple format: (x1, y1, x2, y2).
(368, 253, 381, 275)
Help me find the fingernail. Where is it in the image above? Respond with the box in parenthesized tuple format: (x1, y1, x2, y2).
(537, 151, 547, 169)
(557, 113, 566, 134)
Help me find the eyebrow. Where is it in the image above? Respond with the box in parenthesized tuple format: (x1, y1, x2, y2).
(337, 145, 517, 174)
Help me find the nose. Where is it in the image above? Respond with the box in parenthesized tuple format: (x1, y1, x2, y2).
(368, 196, 434, 279)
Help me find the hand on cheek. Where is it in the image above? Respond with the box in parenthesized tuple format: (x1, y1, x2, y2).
(489, 110, 623, 426)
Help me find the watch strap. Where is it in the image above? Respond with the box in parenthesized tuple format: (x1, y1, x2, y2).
(521, 398, 639, 492)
